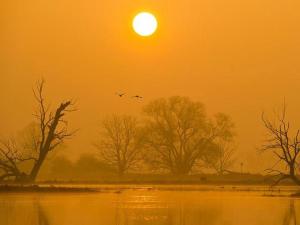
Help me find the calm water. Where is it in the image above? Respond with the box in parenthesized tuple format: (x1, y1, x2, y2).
(0, 187, 299, 225)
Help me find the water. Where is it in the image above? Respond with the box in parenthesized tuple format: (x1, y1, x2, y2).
(0, 187, 299, 225)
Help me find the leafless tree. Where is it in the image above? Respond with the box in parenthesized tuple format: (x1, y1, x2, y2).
(143, 96, 235, 175)
(261, 103, 300, 185)
(94, 115, 144, 176)
(0, 79, 75, 182)
(0, 138, 34, 181)
(202, 140, 236, 175)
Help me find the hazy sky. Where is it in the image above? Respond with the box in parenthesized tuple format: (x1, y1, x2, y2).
(1, 0, 300, 172)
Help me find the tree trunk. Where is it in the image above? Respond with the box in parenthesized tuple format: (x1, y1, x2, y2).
(289, 164, 300, 185)
(29, 156, 47, 182)
(289, 164, 295, 177)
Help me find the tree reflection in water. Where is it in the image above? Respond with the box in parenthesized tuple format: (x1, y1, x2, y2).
(36, 203, 50, 225)
(114, 195, 220, 225)
(0, 193, 299, 225)
(282, 200, 298, 225)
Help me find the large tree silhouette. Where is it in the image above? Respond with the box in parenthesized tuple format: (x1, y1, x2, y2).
(143, 96, 234, 175)
(95, 115, 144, 176)
(0, 79, 75, 182)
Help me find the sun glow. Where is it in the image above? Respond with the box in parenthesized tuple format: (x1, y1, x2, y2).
(132, 12, 158, 37)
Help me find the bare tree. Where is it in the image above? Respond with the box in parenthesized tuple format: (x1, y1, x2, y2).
(0, 138, 34, 181)
(95, 115, 143, 176)
(143, 96, 235, 175)
(261, 103, 300, 185)
(0, 79, 75, 182)
(202, 140, 236, 175)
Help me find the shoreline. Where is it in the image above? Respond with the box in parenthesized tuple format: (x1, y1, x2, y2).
(0, 185, 98, 193)
(1, 184, 300, 196)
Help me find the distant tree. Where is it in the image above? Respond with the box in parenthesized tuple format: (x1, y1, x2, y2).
(0, 79, 75, 182)
(46, 155, 74, 180)
(142, 96, 234, 175)
(73, 154, 114, 180)
(261, 103, 300, 185)
(202, 140, 236, 175)
(94, 115, 144, 176)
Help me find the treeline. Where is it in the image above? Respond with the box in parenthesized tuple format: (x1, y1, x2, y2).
(39, 154, 115, 181)
(38, 154, 267, 184)
(1, 80, 237, 183)
(94, 98, 235, 176)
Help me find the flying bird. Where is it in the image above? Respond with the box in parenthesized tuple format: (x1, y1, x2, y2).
(132, 95, 143, 99)
(116, 92, 126, 97)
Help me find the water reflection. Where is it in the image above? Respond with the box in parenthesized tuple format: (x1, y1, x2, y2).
(0, 191, 299, 225)
(36, 203, 50, 225)
(114, 195, 220, 225)
(282, 200, 297, 225)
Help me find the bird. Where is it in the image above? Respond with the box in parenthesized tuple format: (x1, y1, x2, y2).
(116, 92, 125, 97)
(132, 95, 143, 99)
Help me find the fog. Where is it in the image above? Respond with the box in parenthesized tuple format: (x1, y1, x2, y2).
(1, 0, 300, 173)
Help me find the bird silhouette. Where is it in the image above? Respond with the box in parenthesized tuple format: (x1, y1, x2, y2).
(116, 92, 125, 97)
(132, 95, 143, 99)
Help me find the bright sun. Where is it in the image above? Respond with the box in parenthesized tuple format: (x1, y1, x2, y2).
(132, 12, 158, 37)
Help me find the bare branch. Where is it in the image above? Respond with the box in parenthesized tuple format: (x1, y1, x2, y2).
(261, 102, 300, 186)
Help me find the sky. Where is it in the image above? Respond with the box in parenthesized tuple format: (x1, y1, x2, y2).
(1, 0, 300, 172)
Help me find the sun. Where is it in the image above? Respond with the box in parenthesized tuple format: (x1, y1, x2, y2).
(132, 12, 158, 37)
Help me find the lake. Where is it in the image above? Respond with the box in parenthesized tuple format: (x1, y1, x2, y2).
(0, 185, 299, 225)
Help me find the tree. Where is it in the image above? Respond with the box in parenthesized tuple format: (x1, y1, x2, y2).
(94, 115, 143, 176)
(73, 154, 114, 180)
(0, 138, 33, 181)
(202, 140, 236, 175)
(44, 155, 74, 180)
(0, 79, 75, 182)
(142, 96, 234, 175)
(261, 103, 300, 185)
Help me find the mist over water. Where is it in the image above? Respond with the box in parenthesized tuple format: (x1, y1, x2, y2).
(1, 189, 299, 225)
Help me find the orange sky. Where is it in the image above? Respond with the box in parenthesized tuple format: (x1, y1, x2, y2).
(1, 0, 300, 172)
